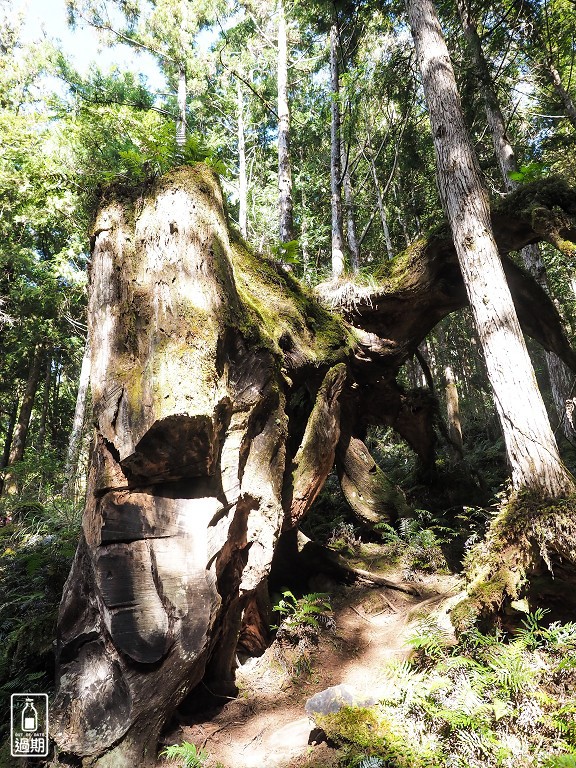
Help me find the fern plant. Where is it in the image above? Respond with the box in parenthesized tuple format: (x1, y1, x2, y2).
(407, 616, 452, 663)
(159, 741, 208, 768)
(272, 590, 332, 631)
(355, 758, 387, 768)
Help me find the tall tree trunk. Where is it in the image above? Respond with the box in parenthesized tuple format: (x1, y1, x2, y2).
(176, 66, 187, 152)
(3, 343, 45, 496)
(341, 131, 360, 271)
(237, 79, 248, 240)
(1, 397, 19, 470)
(456, 0, 576, 440)
(36, 350, 52, 450)
(455, 0, 517, 188)
(444, 364, 463, 451)
(277, 0, 294, 243)
(300, 148, 310, 279)
(329, 14, 345, 278)
(62, 338, 92, 500)
(406, 0, 574, 497)
(0, 396, 19, 496)
(509, 0, 576, 131)
(543, 56, 576, 131)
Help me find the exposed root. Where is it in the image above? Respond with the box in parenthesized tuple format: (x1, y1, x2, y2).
(314, 279, 375, 313)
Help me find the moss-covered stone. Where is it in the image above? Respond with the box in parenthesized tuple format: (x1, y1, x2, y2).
(316, 705, 440, 768)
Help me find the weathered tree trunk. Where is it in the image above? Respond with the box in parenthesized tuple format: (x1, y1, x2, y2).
(2, 343, 44, 496)
(237, 80, 248, 240)
(62, 338, 92, 499)
(406, 0, 574, 498)
(50, 166, 354, 767)
(50, 163, 576, 762)
(329, 15, 345, 279)
(277, 0, 294, 244)
(456, 0, 576, 440)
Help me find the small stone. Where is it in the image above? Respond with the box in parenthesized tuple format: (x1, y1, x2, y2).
(304, 684, 377, 716)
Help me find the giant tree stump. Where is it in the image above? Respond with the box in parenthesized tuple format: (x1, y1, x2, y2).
(50, 167, 576, 765)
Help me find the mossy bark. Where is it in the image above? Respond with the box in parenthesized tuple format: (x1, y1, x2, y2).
(451, 492, 576, 633)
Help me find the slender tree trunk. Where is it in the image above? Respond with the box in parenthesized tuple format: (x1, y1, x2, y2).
(406, 0, 574, 497)
(277, 0, 294, 243)
(444, 364, 463, 450)
(543, 56, 576, 131)
(37, 351, 52, 449)
(3, 343, 45, 496)
(300, 148, 310, 279)
(62, 338, 92, 499)
(341, 131, 360, 271)
(329, 14, 345, 278)
(176, 66, 187, 152)
(456, 0, 576, 440)
(455, 0, 517, 190)
(0, 396, 19, 496)
(237, 80, 248, 240)
(509, 0, 576, 131)
(1, 397, 19, 470)
(368, 154, 393, 259)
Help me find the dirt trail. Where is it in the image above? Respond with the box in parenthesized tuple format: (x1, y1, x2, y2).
(161, 571, 461, 768)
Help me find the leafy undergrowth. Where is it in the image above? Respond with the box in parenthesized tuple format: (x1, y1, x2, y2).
(311, 609, 576, 768)
(0, 507, 79, 730)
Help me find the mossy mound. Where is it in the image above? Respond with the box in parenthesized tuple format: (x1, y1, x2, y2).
(451, 491, 576, 633)
(316, 705, 439, 768)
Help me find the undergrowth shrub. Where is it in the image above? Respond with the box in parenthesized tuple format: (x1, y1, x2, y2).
(312, 610, 576, 768)
(375, 511, 452, 574)
(0, 510, 80, 728)
(271, 590, 333, 677)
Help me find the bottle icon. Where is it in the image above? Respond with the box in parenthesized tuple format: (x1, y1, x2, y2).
(21, 699, 38, 732)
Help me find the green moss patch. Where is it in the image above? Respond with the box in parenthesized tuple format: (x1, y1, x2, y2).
(229, 231, 355, 367)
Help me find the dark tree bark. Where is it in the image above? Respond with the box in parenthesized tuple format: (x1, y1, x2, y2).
(50, 165, 576, 765)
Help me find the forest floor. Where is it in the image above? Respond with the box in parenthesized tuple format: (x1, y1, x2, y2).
(161, 553, 462, 768)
